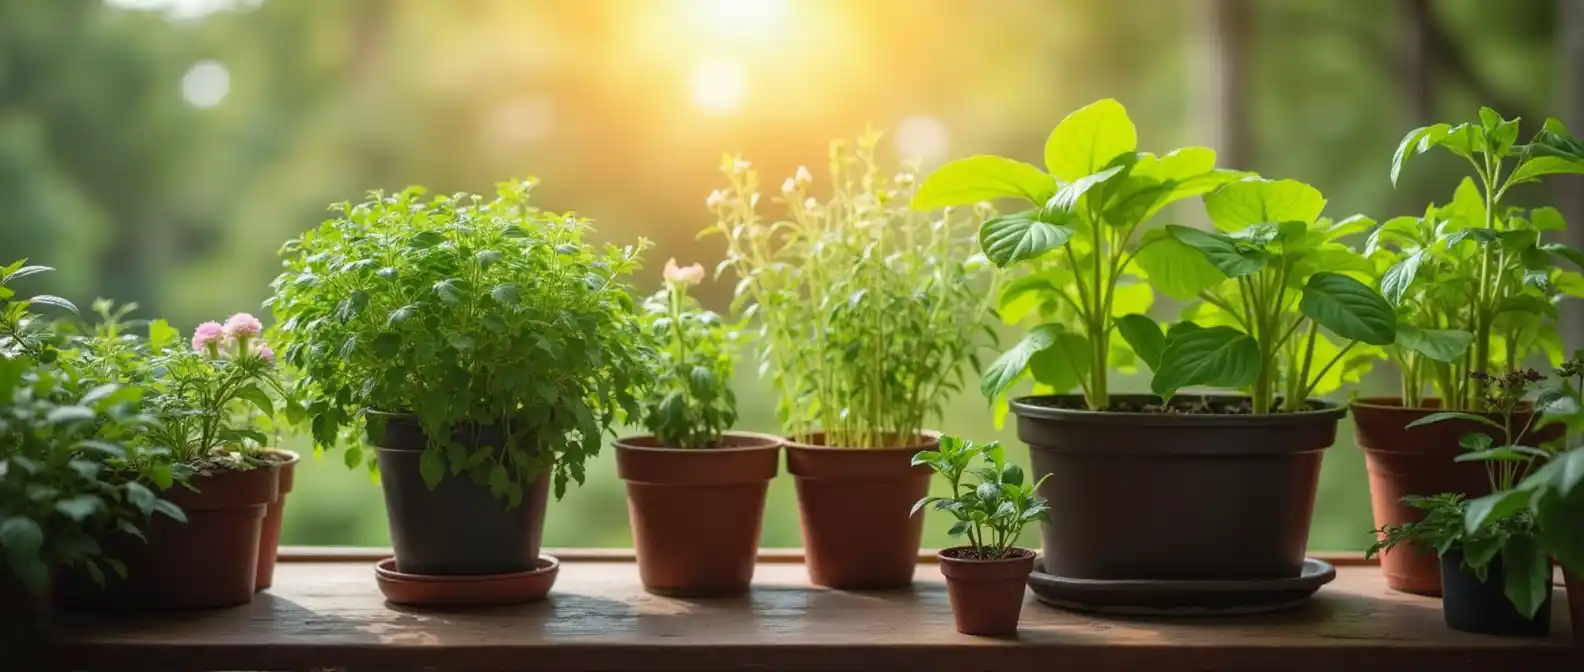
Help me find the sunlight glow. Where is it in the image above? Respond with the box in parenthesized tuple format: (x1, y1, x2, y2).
(181, 60, 230, 108)
(896, 115, 950, 162)
(691, 0, 788, 34)
(688, 60, 747, 113)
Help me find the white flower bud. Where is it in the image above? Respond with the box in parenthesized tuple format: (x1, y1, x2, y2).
(795, 165, 813, 186)
(706, 190, 726, 209)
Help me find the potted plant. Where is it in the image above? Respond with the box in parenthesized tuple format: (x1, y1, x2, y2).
(270, 182, 651, 598)
(1, 264, 181, 656)
(914, 99, 1383, 584)
(705, 133, 999, 589)
(614, 259, 782, 597)
(1357, 108, 1584, 593)
(1369, 368, 1565, 636)
(911, 435, 1048, 636)
(60, 305, 286, 610)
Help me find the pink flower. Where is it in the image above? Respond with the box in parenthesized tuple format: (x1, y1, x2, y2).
(256, 344, 276, 365)
(663, 258, 705, 286)
(192, 322, 224, 353)
(223, 313, 263, 341)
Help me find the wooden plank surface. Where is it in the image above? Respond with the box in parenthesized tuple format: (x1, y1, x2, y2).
(48, 561, 1577, 672)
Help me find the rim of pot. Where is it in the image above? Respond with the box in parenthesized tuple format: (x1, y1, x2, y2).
(613, 431, 784, 454)
(1009, 394, 1345, 427)
(782, 429, 942, 451)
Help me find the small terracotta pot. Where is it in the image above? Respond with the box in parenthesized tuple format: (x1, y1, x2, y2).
(64, 464, 279, 611)
(939, 547, 1035, 636)
(786, 432, 936, 590)
(615, 432, 782, 597)
(1353, 398, 1560, 595)
(255, 449, 301, 591)
(374, 556, 559, 607)
(1566, 569, 1583, 645)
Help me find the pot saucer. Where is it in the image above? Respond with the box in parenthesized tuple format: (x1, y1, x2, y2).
(1027, 558, 1336, 617)
(375, 555, 559, 607)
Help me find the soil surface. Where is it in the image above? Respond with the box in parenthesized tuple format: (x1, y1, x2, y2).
(941, 547, 1036, 562)
(1025, 396, 1325, 415)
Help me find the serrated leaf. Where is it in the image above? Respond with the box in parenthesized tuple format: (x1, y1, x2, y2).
(1299, 272, 1396, 345)
(979, 210, 1077, 267)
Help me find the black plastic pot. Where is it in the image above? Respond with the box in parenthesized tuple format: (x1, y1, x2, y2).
(1014, 394, 1342, 581)
(1439, 548, 1552, 637)
(368, 411, 550, 576)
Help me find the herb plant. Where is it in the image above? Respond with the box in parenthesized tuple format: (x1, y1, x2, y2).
(637, 259, 737, 449)
(1126, 178, 1398, 412)
(270, 182, 653, 502)
(1370, 368, 1557, 618)
(1383, 108, 1584, 409)
(910, 99, 1243, 411)
(0, 260, 78, 362)
(910, 435, 1049, 560)
(706, 131, 997, 447)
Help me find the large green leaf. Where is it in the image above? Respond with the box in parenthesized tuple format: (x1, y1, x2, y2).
(1510, 157, 1584, 186)
(979, 210, 1078, 267)
(1028, 332, 1091, 394)
(1047, 164, 1126, 212)
(1501, 535, 1552, 620)
(1379, 250, 1424, 305)
(911, 155, 1058, 209)
(1134, 229, 1228, 300)
(1299, 272, 1397, 345)
(981, 323, 1063, 401)
(1204, 178, 1326, 231)
(1390, 123, 1452, 185)
(1101, 148, 1243, 226)
(1394, 325, 1473, 363)
(1166, 225, 1267, 278)
(1115, 314, 1165, 370)
(1151, 325, 1260, 400)
(1043, 98, 1138, 183)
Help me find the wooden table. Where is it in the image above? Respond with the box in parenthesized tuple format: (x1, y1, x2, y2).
(46, 550, 1579, 671)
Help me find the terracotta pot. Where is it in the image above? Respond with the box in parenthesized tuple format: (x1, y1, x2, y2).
(63, 464, 279, 611)
(374, 556, 559, 607)
(1015, 395, 1339, 581)
(1353, 397, 1560, 595)
(1567, 569, 1583, 645)
(615, 432, 782, 597)
(1439, 547, 1552, 637)
(938, 547, 1035, 636)
(367, 411, 550, 576)
(255, 449, 301, 591)
(786, 432, 935, 590)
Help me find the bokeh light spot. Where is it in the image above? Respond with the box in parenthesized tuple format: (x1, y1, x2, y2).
(688, 60, 747, 113)
(896, 115, 949, 162)
(181, 60, 230, 108)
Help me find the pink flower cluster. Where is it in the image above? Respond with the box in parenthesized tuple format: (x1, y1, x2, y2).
(192, 313, 274, 364)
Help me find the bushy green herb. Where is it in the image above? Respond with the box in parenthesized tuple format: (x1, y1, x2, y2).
(706, 132, 997, 447)
(1382, 108, 1584, 409)
(910, 435, 1049, 560)
(1132, 179, 1397, 412)
(910, 99, 1243, 411)
(0, 260, 78, 362)
(636, 259, 737, 449)
(270, 181, 653, 502)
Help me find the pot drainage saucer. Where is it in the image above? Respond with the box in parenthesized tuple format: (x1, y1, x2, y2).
(375, 555, 559, 608)
(1028, 558, 1336, 617)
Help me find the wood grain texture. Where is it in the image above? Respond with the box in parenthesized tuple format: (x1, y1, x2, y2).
(48, 562, 1577, 672)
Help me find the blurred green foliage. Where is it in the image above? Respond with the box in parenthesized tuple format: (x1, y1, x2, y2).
(0, 0, 1571, 550)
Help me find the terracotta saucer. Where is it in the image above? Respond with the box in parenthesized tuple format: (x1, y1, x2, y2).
(375, 556, 559, 607)
(1027, 558, 1336, 617)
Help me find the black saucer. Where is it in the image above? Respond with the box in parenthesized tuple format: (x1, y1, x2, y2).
(1027, 558, 1336, 617)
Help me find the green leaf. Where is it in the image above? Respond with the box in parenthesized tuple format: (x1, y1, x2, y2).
(386, 304, 417, 327)
(1166, 225, 1266, 278)
(125, 482, 155, 515)
(234, 384, 275, 419)
(1391, 124, 1451, 185)
(372, 333, 401, 357)
(432, 280, 462, 304)
(1379, 251, 1423, 306)
(1509, 156, 1584, 185)
(1500, 535, 1551, 620)
(1405, 412, 1504, 431)
(1135, 228, 1228, 300)
(1115, 314, 1166, 370)
(946, 520, 971, 537)
(911, 155, 1057, 209)
(1299, 272, 1397, 346)
(980, 323, 1062, 401)
(1204, 178, 1326, 231)
(1028, 331, 1091, 393)
(979, 210, 1077, 267)
(0, 516, 44, 568)
(491, 283, 521, 305)
(28, 294, 78, 314)
(148, 319, 180, 350)
(1543, 243, 1584, 272)
(46, 405, 96, 425)
(1529, 206, 1566, 232)
(1043, 98, 1138, 183)
(419, 446, 446, 490)
(55, 494, 103, 522)
(1393, 325, 1472, 363)
(1151, 325, 1260, 400)
(408, 231, 445, 249)
(1047, 165, 1126, 212)
(152, 499, 187, 523)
